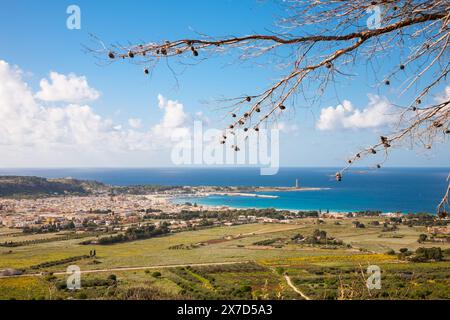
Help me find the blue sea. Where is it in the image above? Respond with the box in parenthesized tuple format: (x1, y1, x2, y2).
(0, 167, 448, 214)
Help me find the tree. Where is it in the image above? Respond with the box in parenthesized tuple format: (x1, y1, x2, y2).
(97, 0, 450, 212)
(418, 233, 428, 243)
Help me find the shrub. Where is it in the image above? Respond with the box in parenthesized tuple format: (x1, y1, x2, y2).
(241, 285, 252, 293)
(412, 247, 443, 262)
(418, 234, 428, 243)
(77, 292, 88, 300)
(108, 274, 117, 282)
(151, 271, 162, 278)
(275, 267, 285, 275)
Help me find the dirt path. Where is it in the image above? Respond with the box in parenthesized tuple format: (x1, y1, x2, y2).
(284, 274, 311, 300)
(0, 260, 251, 279)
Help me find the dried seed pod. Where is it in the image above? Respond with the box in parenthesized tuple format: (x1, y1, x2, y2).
(445, 129, 450, 134)
(380, 136, 388, 143)
(376, 164, 381, 169)
(192, 50, 199, 57)
(246, 96, 251, 102)
(325, 62, 332, 69)
(335, 172, 342, 182)
(426, 145, 431, 149)
(156, 49, 160, 54)
(223, 135, 227, 140)
(144, 68, 149, 75)
(238, 120, 244, 125)
(254, 127, 259, 132)
(438, 211, 448, 219)
(255, 108, 261, 113)
(234, 146, 240, 152)
(108, 52, 115, 59)
(370, 148, 377, 154)
(244, 128, 248, 132)
(433, 122, 443, 128)
(229, 125, 234, 129)
(412, 106, 417, 111)
(356, 153, 361, 158)
(232, 113, 237, 118)
(383, 143, 391, 148)
(417, 99, 422, 104)
(400, 64, 405, 70)
(385, 80, 390, 85)
(279, 105, 286, 110)
(220, 140, 225, 144)
(244, 113, 249, 118)
(161, 48, 167, 55)
(128, 51, 135, 58)
(176, 49, 182, 54)
(348, 160, 352, 164)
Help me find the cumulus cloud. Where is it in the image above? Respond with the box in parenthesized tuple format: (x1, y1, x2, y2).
(316, 95, 398, 131)
(35, 71, 100, 103)
(152, 94, 190, 140)
(0, 60, 191, 165)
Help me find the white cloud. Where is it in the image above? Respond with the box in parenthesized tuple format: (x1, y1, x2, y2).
(436, 85, 450, 104)
(35, 71, 100, 103)
(274, 122, 299, 134)
(152, 94, 190, 141)
(156, 94, 188, 128)
(0, 60, 192, 166)
(128, 118, 142, 129)
(316, 95, 398, 131)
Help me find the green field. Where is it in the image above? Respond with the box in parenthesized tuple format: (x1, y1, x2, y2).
(1, 219, 450, 300)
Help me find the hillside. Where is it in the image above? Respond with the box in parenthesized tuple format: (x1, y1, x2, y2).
(0, 176, 106, 198)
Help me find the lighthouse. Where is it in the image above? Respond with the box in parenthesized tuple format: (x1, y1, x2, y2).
(295, 179, 300, 189)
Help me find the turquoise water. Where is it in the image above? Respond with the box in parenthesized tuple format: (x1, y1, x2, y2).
(0, 167, 448, 213)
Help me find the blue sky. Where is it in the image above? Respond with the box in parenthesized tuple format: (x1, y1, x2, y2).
(0, 0, 448, 168)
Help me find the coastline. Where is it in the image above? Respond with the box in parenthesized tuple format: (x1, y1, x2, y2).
(168, 187, 405, 215)
(169, 195, 402, 215)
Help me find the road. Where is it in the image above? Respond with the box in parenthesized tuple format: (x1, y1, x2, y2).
(284, 274, 312, 300)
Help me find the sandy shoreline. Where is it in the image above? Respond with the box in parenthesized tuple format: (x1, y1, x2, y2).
(204, 192, 279, 198)
(255, 187, 330, 192)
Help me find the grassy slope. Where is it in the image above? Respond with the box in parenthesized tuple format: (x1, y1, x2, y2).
(1, 219, 450, 300)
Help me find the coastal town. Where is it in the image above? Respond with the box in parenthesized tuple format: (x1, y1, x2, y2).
(1, 188, 445, 236)
(0, 176, 336, 233)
